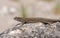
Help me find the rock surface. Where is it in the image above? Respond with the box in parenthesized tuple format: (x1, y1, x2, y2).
(0, 22, 60, 38)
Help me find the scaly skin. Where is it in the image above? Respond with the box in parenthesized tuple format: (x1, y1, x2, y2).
(14, 17, 60, 24)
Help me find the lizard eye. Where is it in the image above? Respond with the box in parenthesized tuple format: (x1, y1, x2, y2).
(14, 17, 24, 22)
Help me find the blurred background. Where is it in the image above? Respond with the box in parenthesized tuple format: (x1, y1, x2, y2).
(0, 0, 60, 33)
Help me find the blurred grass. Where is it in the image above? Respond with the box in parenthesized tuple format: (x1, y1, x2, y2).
(43, 0, 53, 2)
(54, 2, 60, 15)
(21, 6, 27, 18)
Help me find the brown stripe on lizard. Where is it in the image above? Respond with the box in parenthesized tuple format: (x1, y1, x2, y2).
(14, 17, 60, 24)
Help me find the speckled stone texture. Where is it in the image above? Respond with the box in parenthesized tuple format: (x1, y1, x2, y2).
(0, 22, 60, 38)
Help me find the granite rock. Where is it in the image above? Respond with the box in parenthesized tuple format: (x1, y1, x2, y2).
(0, 22, 60, 38)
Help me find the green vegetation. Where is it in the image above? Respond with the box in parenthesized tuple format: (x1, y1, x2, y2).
(54, 2, 60, 15)
(55, 2, 60, 8)
(43, 0, 53, 2)
(21, 6, 27, 18)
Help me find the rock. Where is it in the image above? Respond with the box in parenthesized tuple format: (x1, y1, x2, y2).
(1, 22, 60, 38)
